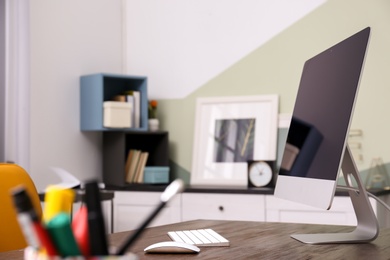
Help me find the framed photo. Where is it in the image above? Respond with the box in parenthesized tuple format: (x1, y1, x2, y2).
(191, 95, 279, 186)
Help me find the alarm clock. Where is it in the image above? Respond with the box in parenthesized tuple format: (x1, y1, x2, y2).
(247, 160, 275, 188)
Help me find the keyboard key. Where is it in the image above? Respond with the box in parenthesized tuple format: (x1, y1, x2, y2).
(198, 229, 220, 243)
(205, 228, 229, 243)
(183, 230, 203, 245)
(167, 231, 184, 243)
(189, 230, 211, 244)
(176, 231, 195, 244)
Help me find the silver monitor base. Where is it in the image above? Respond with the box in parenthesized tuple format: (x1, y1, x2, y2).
(291, 146, 379, 244)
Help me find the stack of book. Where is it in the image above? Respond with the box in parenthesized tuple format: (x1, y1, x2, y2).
(125, 149, 149, 183)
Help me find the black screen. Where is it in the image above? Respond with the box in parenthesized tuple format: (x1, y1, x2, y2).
(279, 27, 370, 181)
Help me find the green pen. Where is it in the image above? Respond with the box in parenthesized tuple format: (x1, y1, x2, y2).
(46, 213, 81, 257)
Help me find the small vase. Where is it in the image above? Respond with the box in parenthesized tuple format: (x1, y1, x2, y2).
(148, 118, 159, 131)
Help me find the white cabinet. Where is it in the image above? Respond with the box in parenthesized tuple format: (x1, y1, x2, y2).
(266, 195, 377, 226)
(113, 191, 181, 233)
(182, 193, 266, 222)
(112, 191, 388, 232)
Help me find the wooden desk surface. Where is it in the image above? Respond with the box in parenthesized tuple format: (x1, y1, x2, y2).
(2, 220, 390, 259)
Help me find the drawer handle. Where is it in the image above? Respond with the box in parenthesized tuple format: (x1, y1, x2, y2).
(218, 206, 224, 212)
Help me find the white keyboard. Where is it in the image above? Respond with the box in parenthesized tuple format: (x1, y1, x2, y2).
(168, 229, 230, 247)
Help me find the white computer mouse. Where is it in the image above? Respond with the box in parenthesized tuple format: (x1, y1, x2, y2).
(144, 241, 200, 254)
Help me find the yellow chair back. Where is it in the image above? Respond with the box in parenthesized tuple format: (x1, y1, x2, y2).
(0, 163, 42, 252)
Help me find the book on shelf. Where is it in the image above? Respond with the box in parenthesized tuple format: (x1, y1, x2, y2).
(124, 149, 134, 177)
(125, 149, 140, 183)
(126, 95, 135, 128)
(134, 152, 149, 183)
(125, 149, 149, 184)
(124, 90, 140, 128)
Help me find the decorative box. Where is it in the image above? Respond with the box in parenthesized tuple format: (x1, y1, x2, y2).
(143, 167, 169, 184)
(103, 101, 132, 128)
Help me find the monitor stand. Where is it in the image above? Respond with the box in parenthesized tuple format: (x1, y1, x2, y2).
(291, 145, 380, 244)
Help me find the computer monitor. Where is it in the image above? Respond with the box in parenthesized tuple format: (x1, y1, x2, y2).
(274, 27, 379, 244)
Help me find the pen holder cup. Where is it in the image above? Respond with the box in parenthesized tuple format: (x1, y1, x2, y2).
(24, 247, 138, 260)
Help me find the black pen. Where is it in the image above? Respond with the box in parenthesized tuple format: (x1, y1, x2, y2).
(84, 180, 109, 256)
(116, 179, 185, 255)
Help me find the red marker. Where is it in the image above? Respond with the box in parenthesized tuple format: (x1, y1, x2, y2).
(32, 222, 58, 256)
(72, 205, 90, 256)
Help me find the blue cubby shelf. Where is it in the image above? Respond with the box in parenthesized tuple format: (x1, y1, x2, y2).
(80, 73, 148, 131)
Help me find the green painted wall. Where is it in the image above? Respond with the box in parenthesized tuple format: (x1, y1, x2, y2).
(159, 0, 390, 183)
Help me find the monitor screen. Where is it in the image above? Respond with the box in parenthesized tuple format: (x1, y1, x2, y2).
(274, 27, 371, 210)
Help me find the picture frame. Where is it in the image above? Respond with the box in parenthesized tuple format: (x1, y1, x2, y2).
(191, 95, 279, 186)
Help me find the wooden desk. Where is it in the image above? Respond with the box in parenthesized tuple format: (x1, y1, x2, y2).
(2, 220, 390, 259)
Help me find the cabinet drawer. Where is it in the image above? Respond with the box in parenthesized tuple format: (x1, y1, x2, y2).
(182, 193, 265, 222)
(114, 191, 181, 232)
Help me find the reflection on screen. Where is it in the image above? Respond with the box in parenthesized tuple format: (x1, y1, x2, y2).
(280, 117, 323, 177)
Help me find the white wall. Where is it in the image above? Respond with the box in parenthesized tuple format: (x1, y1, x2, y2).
(125, 0, 326, 99)
(29, 0, 123, 190)
(0, 0, 5, 161)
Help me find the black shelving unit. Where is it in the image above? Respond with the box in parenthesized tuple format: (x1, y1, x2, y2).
(103, 131, 169, 186)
